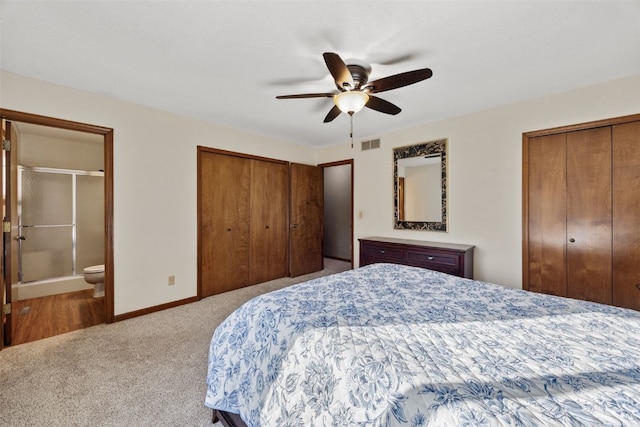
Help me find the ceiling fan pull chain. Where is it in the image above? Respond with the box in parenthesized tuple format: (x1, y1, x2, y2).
(350, 113, 354, 148)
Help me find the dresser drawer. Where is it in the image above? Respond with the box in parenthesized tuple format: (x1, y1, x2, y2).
(360, 243, 404, 265)
(405, 250, 459, 270)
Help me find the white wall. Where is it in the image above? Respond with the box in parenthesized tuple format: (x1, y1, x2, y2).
(3, 71, 639, 312)
(1, 71, 316, 315)
(318, 74, 640, 288)
(19, 132, 103, 170)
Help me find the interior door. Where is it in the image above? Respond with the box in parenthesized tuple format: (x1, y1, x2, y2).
(289, 163, 323, 277)
(2, 121, 15, 347)
(566, 127, 612, 304)
(612, 121, 640, 310)
(526, 133, 567, 296)
(199, 151, 250, 296)
(249, 159, 288, 284)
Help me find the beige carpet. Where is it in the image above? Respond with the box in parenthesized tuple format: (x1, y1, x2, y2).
(0, 259, 351, 427)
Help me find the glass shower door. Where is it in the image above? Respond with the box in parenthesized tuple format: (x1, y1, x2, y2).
(19, 170, 74, 282)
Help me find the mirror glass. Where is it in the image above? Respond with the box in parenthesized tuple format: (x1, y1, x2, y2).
(393, 139, 447, 231)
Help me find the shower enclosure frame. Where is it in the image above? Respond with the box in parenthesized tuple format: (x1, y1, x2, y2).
(16, 165, 105, 284)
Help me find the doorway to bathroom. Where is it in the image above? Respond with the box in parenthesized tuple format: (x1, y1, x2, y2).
(1, 109, 114, 349)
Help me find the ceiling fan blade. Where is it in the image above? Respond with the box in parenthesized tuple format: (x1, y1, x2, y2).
(323, 105, 342, 123)
(370, 51, 419, 66)
(323, 52, 354, 90)
(276, 93, 336, 99)
(366, 68, 433, 94)
(365, 95, 401, 115)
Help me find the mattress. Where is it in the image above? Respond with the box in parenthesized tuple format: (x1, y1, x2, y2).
(205, 263, 640, 426)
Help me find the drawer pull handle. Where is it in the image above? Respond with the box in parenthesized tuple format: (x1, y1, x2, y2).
(427, 256, 434, 260)
(636, 284, 640, 291)
(379, 250, 385, 254)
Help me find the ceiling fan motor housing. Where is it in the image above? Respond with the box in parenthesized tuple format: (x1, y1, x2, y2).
(344, 59, 371, 90)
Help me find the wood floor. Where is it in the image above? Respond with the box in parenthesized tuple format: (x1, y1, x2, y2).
(10, 289, 105, 346)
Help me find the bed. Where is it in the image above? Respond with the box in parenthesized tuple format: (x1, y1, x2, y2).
(205, 263, 640, 426)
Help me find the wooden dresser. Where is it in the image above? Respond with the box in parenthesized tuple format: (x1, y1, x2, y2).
(359, 237, 475, 279)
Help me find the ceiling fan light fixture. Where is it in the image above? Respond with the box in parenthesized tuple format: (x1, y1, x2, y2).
(334, 91, 369, 114)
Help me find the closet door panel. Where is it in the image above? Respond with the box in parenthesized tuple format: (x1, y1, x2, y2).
(527, 133, 567, 296)
(201, 153, 250, 296)
(249, 160, 288, 284)
(566, 127, 612, 305)
(613, 121, 640, 310)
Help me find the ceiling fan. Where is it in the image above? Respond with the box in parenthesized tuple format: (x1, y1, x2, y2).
(276, 52, 433, 123)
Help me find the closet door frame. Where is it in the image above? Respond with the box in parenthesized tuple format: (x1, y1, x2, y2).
(522, 113, 640, 293)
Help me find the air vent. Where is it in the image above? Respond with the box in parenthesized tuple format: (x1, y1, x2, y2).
(361, 138, 381, 151)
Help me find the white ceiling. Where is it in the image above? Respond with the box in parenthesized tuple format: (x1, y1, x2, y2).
(2, 1, 639, 147)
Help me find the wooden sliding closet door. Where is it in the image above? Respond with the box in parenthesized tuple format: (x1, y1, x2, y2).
(525, 114, 640, 310)
(249, 160, 288, 284)
(613, 121, 640, 310)
(199, 148, 291, 297)
(527, 127, 612, 305)
(526, 133, 567, 297)
(200, 152, 250, 296)
(566, 127, 612, 305)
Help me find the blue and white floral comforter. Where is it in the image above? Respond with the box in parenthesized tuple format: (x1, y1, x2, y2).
(205, 263, 640, 426)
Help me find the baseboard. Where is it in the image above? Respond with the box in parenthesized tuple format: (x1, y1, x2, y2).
(113, 296, 198, 322)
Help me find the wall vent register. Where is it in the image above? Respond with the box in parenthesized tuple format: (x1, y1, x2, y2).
(361, 139, 380, 151)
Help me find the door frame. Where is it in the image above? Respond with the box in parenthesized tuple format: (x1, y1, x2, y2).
(319, 159, 354, 269)
(0, 109, 114, 349)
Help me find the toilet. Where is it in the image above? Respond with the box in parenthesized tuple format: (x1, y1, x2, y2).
(83, 264, 105, 298)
